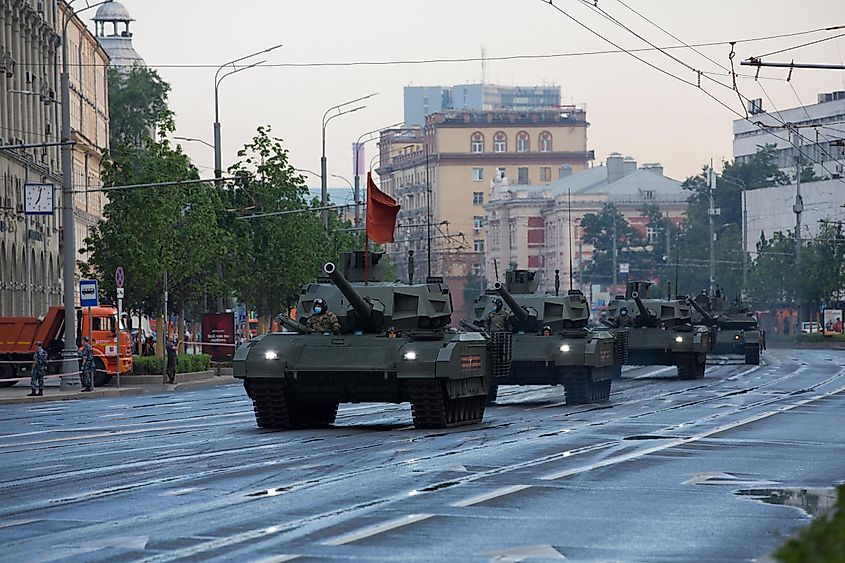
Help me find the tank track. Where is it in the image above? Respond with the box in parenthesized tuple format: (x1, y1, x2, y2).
(744, 343, 760, 365)
(247, 380, 339, 429)
(563, 372, 611, 404)
(676, 353, 706, 380)
(486, 383, 499, 405)
(408, 380, 486, 429)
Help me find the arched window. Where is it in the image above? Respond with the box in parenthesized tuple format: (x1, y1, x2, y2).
(516, 131, 530, 153)
(539, 131, 553, 152)
(493, 131, 507, 153)
(470, 132, 484, 153)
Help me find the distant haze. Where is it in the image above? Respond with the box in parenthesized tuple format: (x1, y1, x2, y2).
(103, 1, 845, 183)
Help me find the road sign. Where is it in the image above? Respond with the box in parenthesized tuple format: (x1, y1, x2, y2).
(80, 279, 99, 307)
(116, 287, 125, 299)
(116, 266, 125, 289)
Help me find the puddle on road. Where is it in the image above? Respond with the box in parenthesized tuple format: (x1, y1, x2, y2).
(247, 486, 292, 498)
(736, 487, 838, 518)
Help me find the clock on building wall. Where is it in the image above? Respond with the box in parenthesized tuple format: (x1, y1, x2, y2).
(23, 183, 55, 215)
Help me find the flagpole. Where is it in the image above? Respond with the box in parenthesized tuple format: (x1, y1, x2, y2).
(364, 172, 370, 286)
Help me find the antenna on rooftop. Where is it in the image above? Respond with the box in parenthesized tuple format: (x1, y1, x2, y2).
(481, 45, 487, 84)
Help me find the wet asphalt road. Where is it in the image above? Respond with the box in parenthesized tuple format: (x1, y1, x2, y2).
(1, 347, 844, 562)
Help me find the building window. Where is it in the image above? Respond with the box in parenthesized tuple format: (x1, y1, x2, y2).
(540, 167, 551, 182)
(473, 264, 482, 277)
(473, 216, 484, 231)
(473, 192, 484, 205)
(493, 131, 507, 153)
(497, 167, 506, 179)
(516, 131, 529, 153)
(517, 167, 529, 184)
(647, 227, 658, 243)
(472, 167, 484, 181)
(474, 239, 485, 252)
(643, 190, 655, 199)
(539, 131, 553, 152)
(471, 132, 484, 153)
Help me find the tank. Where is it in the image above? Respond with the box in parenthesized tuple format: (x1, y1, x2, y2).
(689, 291, 764, 364)
(233, 251, 494, 430)
(469, 269, 621, 405)
(605, 281, 711, 379)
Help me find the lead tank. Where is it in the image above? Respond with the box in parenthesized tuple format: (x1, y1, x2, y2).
(233, 251, 493, 429)
(605, 281, 711, 379)
(469, 269, 620, 404)
(689, 291, 764, 364)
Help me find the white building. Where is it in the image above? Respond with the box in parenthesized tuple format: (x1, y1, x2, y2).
(733, 91, 845, 179)
(743, 178, 845, 258)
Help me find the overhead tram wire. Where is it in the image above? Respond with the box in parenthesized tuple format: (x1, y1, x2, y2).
(752, 31, 845, 60)
(543, 1, 844, 181)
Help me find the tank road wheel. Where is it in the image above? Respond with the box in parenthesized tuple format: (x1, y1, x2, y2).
(486, 383, 499, 405)
(562, 373, 591, 405)
(246, 380, 291, 429)
(677, 353, 706, 380)
(409, 380, 486, 429)
(93, 357, 111, 387)
(744, 343, 760, 365)
(0, 364, 16, 388)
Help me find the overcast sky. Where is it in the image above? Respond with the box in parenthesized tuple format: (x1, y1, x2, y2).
(92, 1, 845, 185)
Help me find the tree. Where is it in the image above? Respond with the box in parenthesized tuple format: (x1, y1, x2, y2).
(107, 66, 174, 148)
(580, 203, 653, 284)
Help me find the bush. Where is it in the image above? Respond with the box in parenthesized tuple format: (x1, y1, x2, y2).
(131, 354, 212, 375)
(775, 484, 845, 562)
(797, 333, 845, 343)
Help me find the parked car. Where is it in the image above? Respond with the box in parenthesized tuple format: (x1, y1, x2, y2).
(801, 321, 822, 334)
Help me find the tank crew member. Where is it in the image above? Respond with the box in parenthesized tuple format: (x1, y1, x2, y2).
(306, 298, 341, 334)
(28, 341, 47, 397)
(617, 307, 634, 328)
(387, 326, 398, 338)
(541, 325, 553, 336)
(79, 336, 94, 392)
(486, 298, 510, 333)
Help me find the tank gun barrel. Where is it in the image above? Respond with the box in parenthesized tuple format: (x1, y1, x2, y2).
(686, 296, 716, 325)
(459, 319, 485, 334)
(494, 282, 531, 322)
(277, 315, 308, 334)
(324, 262, 374, 320)
(631, 291, 651, 321)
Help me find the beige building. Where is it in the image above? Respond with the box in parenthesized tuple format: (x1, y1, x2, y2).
(378, 108, 593, 315)
(486, 153, 689, 295)
(0, 0, 108, 317)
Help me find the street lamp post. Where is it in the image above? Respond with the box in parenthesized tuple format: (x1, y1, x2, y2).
(59, 0, 110, 390)
(213, 44, 283, 179)
(321, 94, 377, 228)
(354, 121, 402, 227)
(174, 136, 214, 150)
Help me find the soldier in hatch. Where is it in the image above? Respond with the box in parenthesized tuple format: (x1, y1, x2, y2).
(306, 298, 341, 334)
(486, 298, 510, 334)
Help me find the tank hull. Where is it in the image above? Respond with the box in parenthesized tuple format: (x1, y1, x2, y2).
(713, 329, 762, 364)
(234, 332, 492, 429)
(619, 326, 711, 379)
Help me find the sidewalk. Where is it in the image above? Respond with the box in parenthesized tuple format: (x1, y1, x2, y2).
(0, 373, 238, 406)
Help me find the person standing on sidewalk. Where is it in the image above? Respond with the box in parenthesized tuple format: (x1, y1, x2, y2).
(28, 341, 47, 397)
(79, 336, 94, 392)
(165, 339, 178, 385)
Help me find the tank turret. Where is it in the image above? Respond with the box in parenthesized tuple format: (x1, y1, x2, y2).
(324, 262, 382, 331)
(687, 296, 717, 326)
(631, 291, 659, 327)
(494, 282, 534, 324)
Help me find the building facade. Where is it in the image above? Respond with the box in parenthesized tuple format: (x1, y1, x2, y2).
(0, 0, 109, 317)
(1, 0, 63, 316)
(485, 153, 688, 294)
(378, 108, 594, 316)
(733, 91, 845, 179)
(404, 84, 561, 128)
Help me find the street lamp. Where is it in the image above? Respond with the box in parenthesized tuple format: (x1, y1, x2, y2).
(59, 0, 111, 390)
(213, 44, 283, 179)
(174, 136, 214, 150)
(354, 122, 402, 226)
(321, 93, 378, 228)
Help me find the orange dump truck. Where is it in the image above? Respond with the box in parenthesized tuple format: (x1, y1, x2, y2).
(0, 306, 132, 388)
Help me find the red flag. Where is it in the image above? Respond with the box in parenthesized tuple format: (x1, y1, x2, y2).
(365, 172, 400, 244)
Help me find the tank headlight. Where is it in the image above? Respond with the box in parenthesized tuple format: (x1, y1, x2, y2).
(734, 334, 741, 341)
(403, 351, 417, 361)
(674, 336, 683, 343)
(559, 344, 571, 353)
(264, 351, 278, 360)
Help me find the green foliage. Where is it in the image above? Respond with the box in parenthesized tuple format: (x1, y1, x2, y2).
(225, 126, 357, 316)
(108, 66, 175, 148)
(775, 484, 845, 563)
(131, 354, 212, 375)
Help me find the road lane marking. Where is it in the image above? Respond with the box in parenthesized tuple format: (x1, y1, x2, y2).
(321, 513, 434, 546)
(451, 484, 532, 507)
(0, 519, 41, 530)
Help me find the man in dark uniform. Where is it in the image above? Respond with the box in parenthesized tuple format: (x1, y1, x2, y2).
(616, 306, 634, 328)
(306, 298, 341, 334)
(166, 339, 178, 384)
(79, 336, 94, 392)
(486, 298, 510, 333)
(28, 341, 47, 397)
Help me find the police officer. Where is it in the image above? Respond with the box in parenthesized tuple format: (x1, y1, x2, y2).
(79, 336, 94, 392)
(28, 341, 47, 397)
(486, 298, 510, 333)
(166, 338, 178, 384)
(306, 298, 341, 334)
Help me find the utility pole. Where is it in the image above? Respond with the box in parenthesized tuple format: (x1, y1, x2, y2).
(611, 220, 618, 286)
(793, 130, 804, 335)
(708, 162, 718, 295)
(742, 183, 749, 293)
